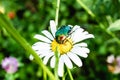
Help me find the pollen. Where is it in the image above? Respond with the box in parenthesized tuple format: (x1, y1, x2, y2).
(51, 39, 73, 55)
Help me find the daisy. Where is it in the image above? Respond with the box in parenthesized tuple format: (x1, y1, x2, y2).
(30, 20, 94, 77)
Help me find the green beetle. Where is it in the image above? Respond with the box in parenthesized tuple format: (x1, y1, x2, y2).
(55, 25, 72, 44)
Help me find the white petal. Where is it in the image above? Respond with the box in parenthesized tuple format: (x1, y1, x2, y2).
(67, 52, 82, 67)
(83, 31, 88, 35)
(58, 57, 64, 77)
(74, 43, 88, 47)
(116, 56, 120, 66)
(33, 49, 51, 56)
(35, 50, 51, 56)
(71, 25, 81, 32)
(68, 25, 73, 28)
(33, 42, 52, 56)
(32, 47, 50, 54)
(29, 55, 34, 60)
(32, 42, 50, 46)
(50, 20, 56, 37)
(81, 34, 94, 40)
(71, 27, 94, 43)
(42, 30, 54, 40)
(61, 54, 73, 69)
(71, 47, 90, 58)
(29, 51, 49, 60)
(39, 54, 45, 58)
(113, 66, 120, 74)
(34, 34, 51, 43)
(71, 28, 83, 43)
(32, 42, 50, 50)
(29, 53, 45, 60)
(50, 56, 55, 68)
(106, 55, 115, 63)
(43, 53, 54, 65)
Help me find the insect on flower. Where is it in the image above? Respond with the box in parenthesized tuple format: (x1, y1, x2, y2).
(30, 20, 94, 77)
(55, 25, 73, 44)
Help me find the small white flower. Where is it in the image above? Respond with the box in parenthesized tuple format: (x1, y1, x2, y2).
(107, 55, 120, 74)
(30, 20, 94, 77)
(106, 55, 115, 64)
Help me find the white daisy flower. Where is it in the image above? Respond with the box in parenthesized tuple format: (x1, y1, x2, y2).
(30, 20, 94, 77)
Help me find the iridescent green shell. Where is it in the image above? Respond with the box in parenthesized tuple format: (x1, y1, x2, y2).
(55, 25, 72, 44)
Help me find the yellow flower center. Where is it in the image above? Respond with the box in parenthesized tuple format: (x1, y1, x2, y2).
(51, 39, 73, 55)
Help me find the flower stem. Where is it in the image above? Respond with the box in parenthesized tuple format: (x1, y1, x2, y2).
(5, 74, 15, 80)
(66, 67, 74, 80)
(55, 0, 60, 26)
(62, 72, 67, 80)
(76, 0, 95, 18)
(0, 13, 55, 80)
(54, 47, 59, 80)
(43, 69, 47, 80)
(54, 0, 60, 79)
(99, 23, 120, 45)
(76, 0, 120, 45)
(62, 76, 65, 80)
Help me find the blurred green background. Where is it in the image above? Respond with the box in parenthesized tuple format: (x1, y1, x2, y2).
(0, 0, 120, 80)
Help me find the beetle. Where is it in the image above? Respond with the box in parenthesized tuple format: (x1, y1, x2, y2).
(55, 25, 73, 44)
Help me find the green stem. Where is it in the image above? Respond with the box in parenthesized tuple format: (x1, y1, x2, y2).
(55, 0, 60, 26)
(54, 47, 59, 80)
(5, 74, 15, 80)
(0, 13, 55, 80)
(62, 76, 65, 80)
(54, 0, 60, 79)
(76, 0, 120, 45)
(62, 72, 67, 80)
(99, 23, 120, 45)
(43, 69, 47, 80)
(76, 0, 95, 18)
(66, 67, 74, 80)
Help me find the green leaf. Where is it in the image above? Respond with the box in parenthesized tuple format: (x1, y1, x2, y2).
(107, 19, 120, 31)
